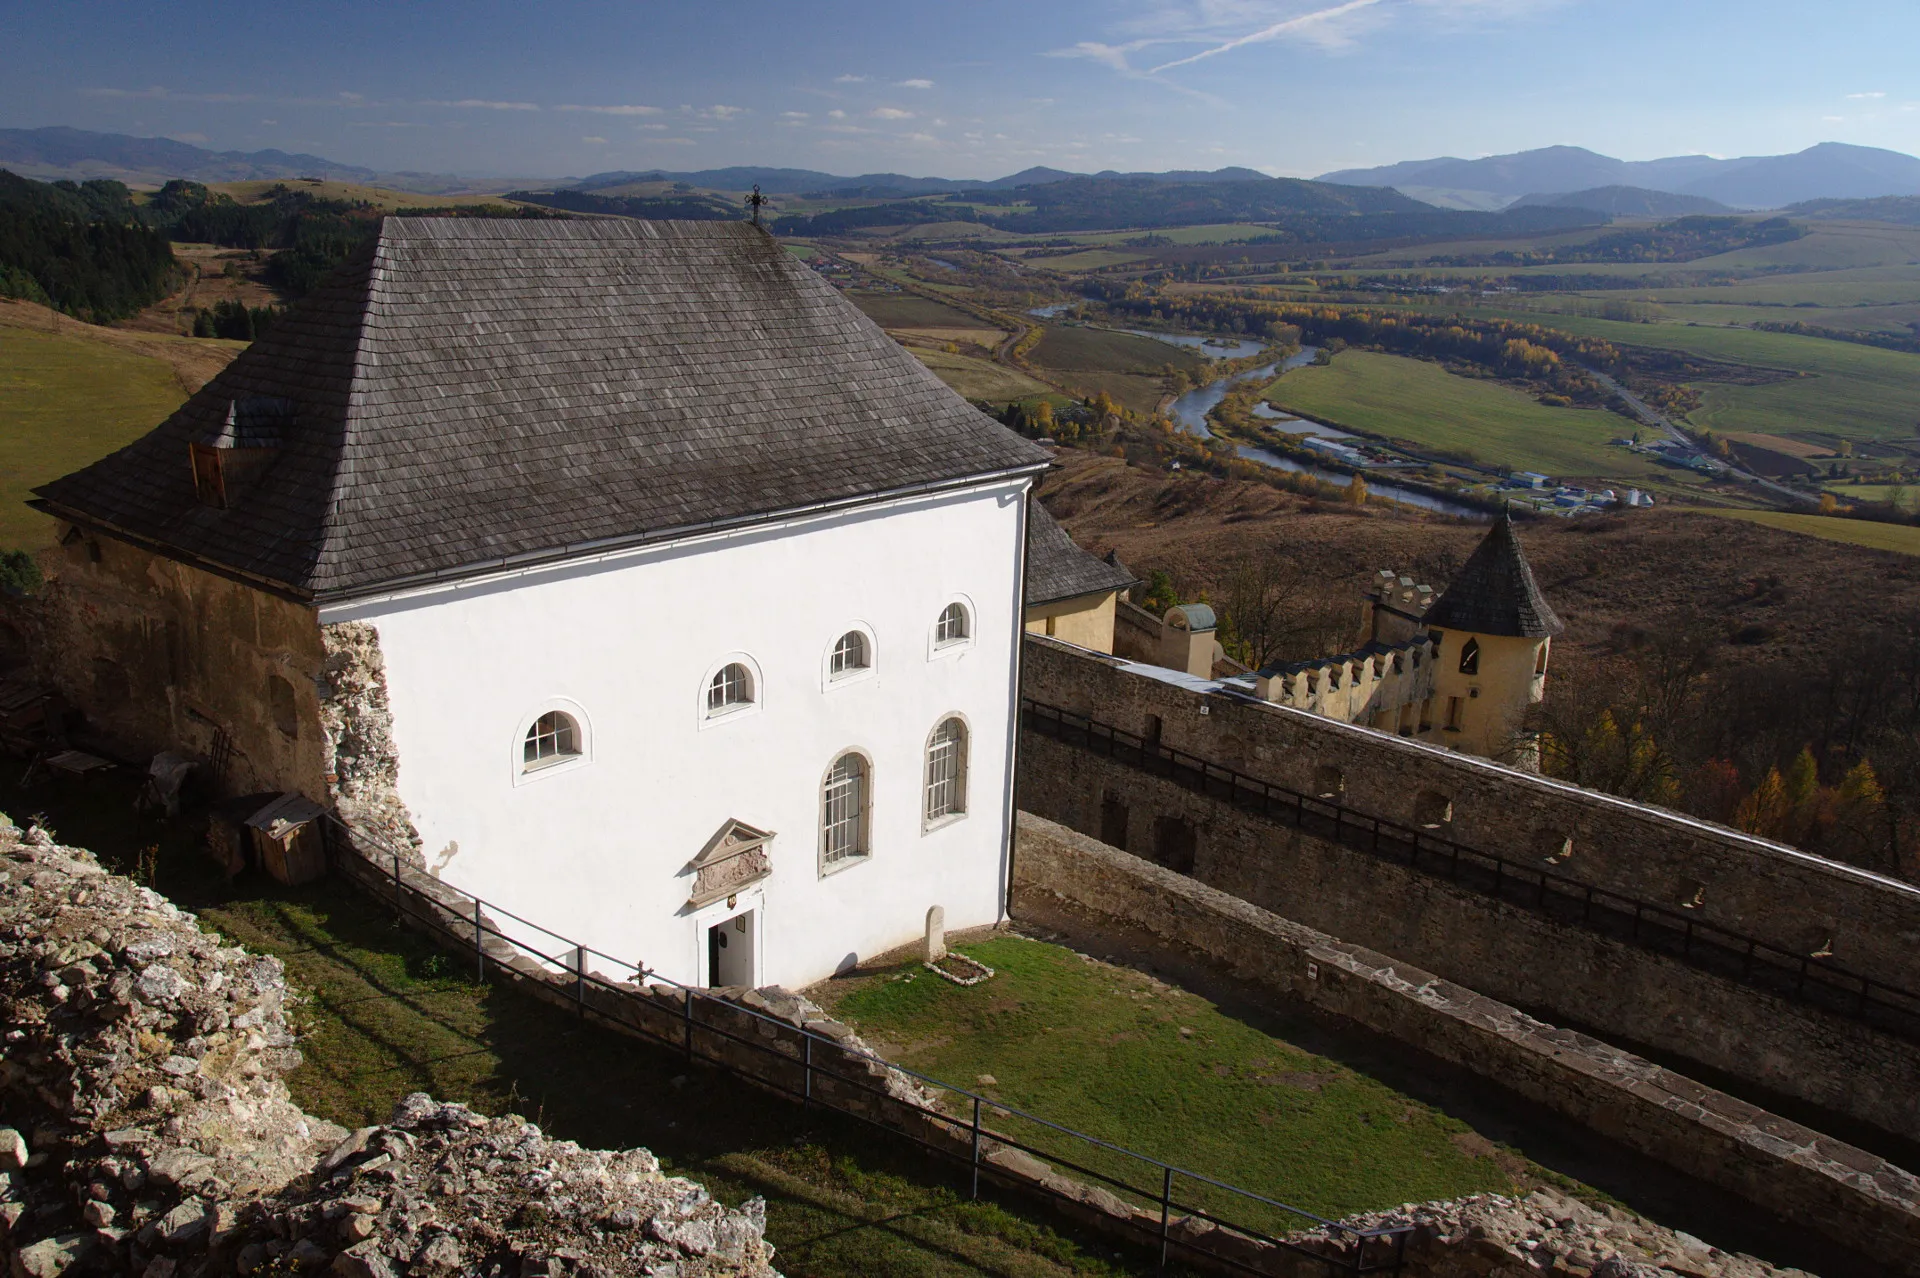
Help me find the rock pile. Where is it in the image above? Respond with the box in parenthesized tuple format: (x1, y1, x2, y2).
(1307, 1188, 1814, 1278)
(0, 812, 779, 1277)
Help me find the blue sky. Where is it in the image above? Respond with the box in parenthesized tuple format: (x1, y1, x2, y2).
(6, 0, 1918, 180)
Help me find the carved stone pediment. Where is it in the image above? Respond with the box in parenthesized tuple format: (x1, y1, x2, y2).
(686, 818, 773, 910)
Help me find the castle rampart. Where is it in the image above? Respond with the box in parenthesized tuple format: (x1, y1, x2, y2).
(1017, 635, 1920, 1143)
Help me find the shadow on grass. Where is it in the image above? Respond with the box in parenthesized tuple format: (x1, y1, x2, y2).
(0, 770, 1184, 1278)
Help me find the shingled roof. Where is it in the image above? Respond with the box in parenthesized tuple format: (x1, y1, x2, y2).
(1024, 504, 1136, 607)
(33, 218, 1051, 601)
(1424, 508, 1563, 639)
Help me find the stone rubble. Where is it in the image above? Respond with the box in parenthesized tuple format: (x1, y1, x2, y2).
(0, 811, 779, 1277)
(1301, 1188, 1816, 1278)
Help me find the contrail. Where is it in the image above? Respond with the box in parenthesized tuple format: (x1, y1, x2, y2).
(1149, 0, 1388, 73)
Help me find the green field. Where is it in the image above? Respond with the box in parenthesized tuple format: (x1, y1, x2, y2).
(1032, 250, 1150, 272)
(1029, 326, 1207, 375)
(826, 936, 1516, 1228)
(1700, 508, 1920, 556)
(0, 327, 190, 549)
(912, 346, 1058, 404)
(1264, 350, 1677, 482)
(1473, 311, 1920, 446)
(1828, 482, 1918, 510)
(847, 291, 985, 328)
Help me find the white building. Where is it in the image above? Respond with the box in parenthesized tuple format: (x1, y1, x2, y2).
(29, 217, 1052, 990)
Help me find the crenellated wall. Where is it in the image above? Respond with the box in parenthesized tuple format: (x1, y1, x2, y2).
(1017, 635, 1920, 1142)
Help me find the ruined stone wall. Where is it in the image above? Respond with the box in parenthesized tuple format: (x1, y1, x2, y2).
(22, 532, 330, 799)
(316, 623, 420, 856)
(1020, 636, 1920, 1001)
(0, 812, 778, 1278)
(1009, 813, 1920, 1273)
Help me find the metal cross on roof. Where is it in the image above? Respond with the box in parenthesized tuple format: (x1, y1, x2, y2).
(745, 184, 770, 228)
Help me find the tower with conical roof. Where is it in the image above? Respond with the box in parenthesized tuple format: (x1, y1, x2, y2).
(1421, 508, 1563, 761)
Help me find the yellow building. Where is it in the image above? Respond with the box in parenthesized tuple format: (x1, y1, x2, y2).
(1023, 504, 1136, 654)
(1420, 509, 1563, 761)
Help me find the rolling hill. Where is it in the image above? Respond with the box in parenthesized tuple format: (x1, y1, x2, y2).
(0, 126, 477, 193)
(1322, 142, 1920, 211)
(1512, 186, 1733, 217)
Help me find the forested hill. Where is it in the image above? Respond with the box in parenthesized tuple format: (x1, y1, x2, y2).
(769, 176, 1605, 239)
(0, 171, 174, 322)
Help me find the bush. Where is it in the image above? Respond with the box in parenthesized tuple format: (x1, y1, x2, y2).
(0, 549, 43, 596)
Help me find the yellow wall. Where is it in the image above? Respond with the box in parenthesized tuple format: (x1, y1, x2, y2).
(1425, 630, 1548, 760)
(28, 524, 330, 798)
(1024, 591, 1120, 654)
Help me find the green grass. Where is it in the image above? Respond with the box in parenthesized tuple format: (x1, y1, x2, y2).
(1476, 311, 1920, 446)
(1264, 350, 1673, 482)
(1698, 508, 1920, 556)
(0, 327, 189, 549)
(1828, 482, 1918, 510)
(0, 771, 1167, 1278)
(912, 347, 1059, 404)
(1033, 251, 1150, 272)
(824, 937, 1514, 1232)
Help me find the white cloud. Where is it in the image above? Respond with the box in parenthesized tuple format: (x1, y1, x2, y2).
(558, 103, 662, 115)
(697, 104, 747, 120)
(904, 132, 937, 144)
(828, 109, 847, 120)
(260, 118, 278, 125)
(1150, 0, 1388, 71)
(423, 98, 539, 110)
(166, 131, 210, 144)
(782, 110, 810, 119)
(636, 123, 669, 131)
(1847, 91, 1887, 100)
(896, 78, 935, 89)
(834, 74, 868, 83)
(873, 107, 915, 120)
(1823, 115, 1846, 122)
(581, 136, 607, 144)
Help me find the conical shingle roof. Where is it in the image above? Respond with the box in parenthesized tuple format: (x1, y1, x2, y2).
(33, 217, 1050, 601)
(1424, 508, 1563, 638)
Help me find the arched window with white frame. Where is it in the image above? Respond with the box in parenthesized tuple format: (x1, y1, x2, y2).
(821, 751, 871, 871)
(523, 710, 581, 772)
(706, 662, 755, 717)
(830, 630, 870, 678)
(935, 601, 970, 648)
(924, 716, 969, 826)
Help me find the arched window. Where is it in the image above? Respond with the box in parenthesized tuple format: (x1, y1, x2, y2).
(1459, 637, 1480, 676)
(935, 602, 970, 647)
(822, 752, 870, 868)
(830, 630, 870, 678)
(924, 717, 969, 824)
(523, 711, 581, 771)
(706, 662, 755, 717)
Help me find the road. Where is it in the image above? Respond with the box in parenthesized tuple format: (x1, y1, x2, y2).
(1581, 365, 1819, 508)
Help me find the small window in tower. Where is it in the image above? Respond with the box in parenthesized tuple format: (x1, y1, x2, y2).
(707, 662, 755, 716)
(189, 444, 227, 508)
(1459, 638, 1480, 676)
(935, 602, 971, 648)
(830, 631, 869, 678)
(1535, 640, 1550, 675)
(523, 711, 581, 771)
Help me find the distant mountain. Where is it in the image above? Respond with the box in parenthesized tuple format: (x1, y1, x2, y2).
(1321, 143, 1920, 211)
(1785, 194, 1920, 225)
(568, 164, 1275, 196)
(1512, 186, 1733, 217)
(0, 125, 485, 193)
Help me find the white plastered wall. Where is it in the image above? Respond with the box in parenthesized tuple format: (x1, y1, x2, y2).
(320, 478, 1031, 991)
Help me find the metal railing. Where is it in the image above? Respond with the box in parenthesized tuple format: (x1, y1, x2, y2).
(319, 815, 1411, 1277)
(1021, 699, 1920, 1042)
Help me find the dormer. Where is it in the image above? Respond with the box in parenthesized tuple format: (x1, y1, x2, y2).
(189, 397, 294, 509)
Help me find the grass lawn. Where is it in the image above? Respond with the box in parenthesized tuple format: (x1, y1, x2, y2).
(1264, 351, 1668, 482)
(0, 770, 1164, 1278)
(1476, 311, 1920, 446)
(821, 937, 1515, 1233)
(1828, 482, 1918, 511)
(1698, 509, 1920, 557)
(0, 325, 190, 549)
(913, 347, 1059, 404)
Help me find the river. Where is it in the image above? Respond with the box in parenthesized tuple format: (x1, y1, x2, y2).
(1163, 345, 1485, 520)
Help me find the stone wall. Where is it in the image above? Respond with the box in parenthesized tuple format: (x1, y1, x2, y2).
(1009, 812, 1920, 1272)
(1017, 637, 1920, 1140)
(316, 623, 420, 856)
(20, 532, 330, 799)
(1020, 636, 1920, 989)
(0, 812, 778, 1278)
